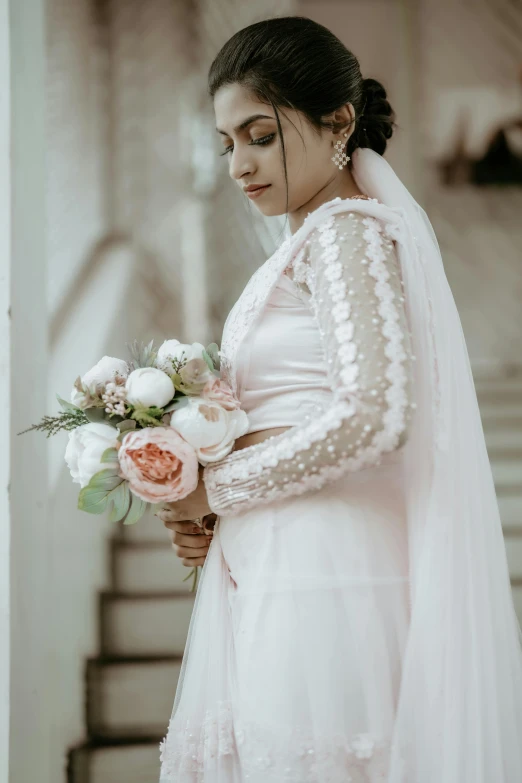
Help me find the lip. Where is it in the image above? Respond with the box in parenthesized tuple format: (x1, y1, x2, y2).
(244, 184, 271, 199)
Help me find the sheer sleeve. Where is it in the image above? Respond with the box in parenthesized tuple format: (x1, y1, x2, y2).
(203, 210, 416, 517)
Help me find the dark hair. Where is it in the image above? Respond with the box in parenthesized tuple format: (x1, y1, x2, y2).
(208, 16, 396, 174)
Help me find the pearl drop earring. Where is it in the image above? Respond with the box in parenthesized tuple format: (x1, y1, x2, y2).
(331, 132, 350, 170)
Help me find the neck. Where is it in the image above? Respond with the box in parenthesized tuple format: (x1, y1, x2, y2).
(288, 165, 364, 234)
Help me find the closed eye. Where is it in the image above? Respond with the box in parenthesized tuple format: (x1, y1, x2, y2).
(220, 133, 277, 156)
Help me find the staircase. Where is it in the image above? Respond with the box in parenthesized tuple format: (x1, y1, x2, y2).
(66, 372, 522, 783)
(476, 371, 522, 622)
(67, 520, 195, 783)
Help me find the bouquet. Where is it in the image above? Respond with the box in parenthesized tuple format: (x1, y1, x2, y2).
(19, 339, 249, 589)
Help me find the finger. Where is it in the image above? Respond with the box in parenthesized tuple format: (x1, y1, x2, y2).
(171, 531, 210, 549)
(182, 556, 207, 567)
(162, 519, 204, 535)
(173, 540, 211, 559)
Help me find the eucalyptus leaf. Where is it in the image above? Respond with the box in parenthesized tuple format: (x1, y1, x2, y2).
(109, 481, 131, 522)
(206, 343, 220, 369)
(123, 491, 148, 526)
(78, 485, 109, 515)
(84, 407, 107, 424)
(88, 468, 123, 492)
(78, 468, 124, 515)
(201, 349, 214, 372)
(56, 394, 81, 413)
(117, 419, 137, 433)
(100, 447, 119, 464)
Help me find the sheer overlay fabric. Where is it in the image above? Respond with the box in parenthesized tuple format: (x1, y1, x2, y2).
(159, 148, 522, 782)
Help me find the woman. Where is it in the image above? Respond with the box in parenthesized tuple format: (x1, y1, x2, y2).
(157, 17, 522, 783)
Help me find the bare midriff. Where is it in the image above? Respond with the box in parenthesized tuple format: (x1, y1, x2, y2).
(233, 426, 291, 452)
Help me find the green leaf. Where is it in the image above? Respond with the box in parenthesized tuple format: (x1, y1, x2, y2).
(56, 394, 81, 413)
(84, 407, 107, 424)
(122, 491, 148, 526)
(109, 481, 131, 522)
(130, 407, 164, 427)
(201, 349, 214, 372)
(206, 343, 220, 369)
(88, 468, 122, 491)
(117, 419, 137, 433)
(78, 469, 124, 515)
(100, 447, 119, 464)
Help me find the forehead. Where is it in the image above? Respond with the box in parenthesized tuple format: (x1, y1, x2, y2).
(213, 83, 272, 132)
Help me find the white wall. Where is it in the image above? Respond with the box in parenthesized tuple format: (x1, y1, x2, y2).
(0, 1, 10, 780)
(9, 0, 52, 781)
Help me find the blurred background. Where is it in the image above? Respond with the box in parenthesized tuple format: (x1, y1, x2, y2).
(2, 0, 522, 781)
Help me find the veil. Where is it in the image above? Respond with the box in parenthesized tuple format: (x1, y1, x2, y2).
(161, 147, 522, 782)
(350, 146, 522, 781)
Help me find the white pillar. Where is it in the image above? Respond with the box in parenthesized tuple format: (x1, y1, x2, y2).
(0, 1, 11, 780)
(6, 0, 51, 781)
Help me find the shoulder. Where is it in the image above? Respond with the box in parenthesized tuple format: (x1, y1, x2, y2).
(305, 209, 395, 265)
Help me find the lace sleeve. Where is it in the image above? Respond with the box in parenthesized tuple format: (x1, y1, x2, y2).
(203, 210, 416, 517)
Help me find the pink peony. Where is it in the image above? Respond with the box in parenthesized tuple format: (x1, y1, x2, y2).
(118, 427, 198, 503)
(201, 377, 241, 411)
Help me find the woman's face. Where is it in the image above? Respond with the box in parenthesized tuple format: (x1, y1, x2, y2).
(214, 83, 344, 217)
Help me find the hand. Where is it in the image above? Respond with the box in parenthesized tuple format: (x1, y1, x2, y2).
(159, 465, 212, 522)
(158, 514, 217, 567)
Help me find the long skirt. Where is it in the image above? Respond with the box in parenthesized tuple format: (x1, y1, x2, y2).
(159, 450, 410, 783)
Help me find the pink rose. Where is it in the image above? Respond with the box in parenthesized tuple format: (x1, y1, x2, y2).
(118, 427, 198, 503)
(201, 377, 241, 411)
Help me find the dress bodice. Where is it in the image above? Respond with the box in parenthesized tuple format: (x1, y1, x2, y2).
(235, 271, 333, 433)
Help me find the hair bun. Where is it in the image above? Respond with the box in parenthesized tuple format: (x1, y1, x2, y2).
(356, 77, 395, 156)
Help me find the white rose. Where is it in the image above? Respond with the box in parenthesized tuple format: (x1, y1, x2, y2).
(125, 367, 175, 409)
(156, 340, 206, 372)
(170, 398, 249, 464)
(64, 422, 120, 488)
(71, 356, 129, 407)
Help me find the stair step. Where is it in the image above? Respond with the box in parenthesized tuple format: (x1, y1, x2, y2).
(491, 458, 522, 490)
(513, 584, 522, 628)
(68, 740, 160, 783)
(485, 429, 522, 450)
(120, 509, 173, 543)
(101, 591, 194, 657)
(86, 656, 180, 739)
(112, 540, 196, 594)
(505, 533, 522, 580)
(480, 404, 522, 421)
(498, 494, 522, 530)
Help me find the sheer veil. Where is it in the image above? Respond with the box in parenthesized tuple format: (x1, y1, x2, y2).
(351, 146, 522, 781)
(161, 147, 522, 783)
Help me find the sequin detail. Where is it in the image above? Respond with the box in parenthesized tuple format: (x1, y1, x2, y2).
(204, 211, 415, 516)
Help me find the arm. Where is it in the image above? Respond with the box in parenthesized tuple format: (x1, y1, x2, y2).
(203, 210, 416, 517)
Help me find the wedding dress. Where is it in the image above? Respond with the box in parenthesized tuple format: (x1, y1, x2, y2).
(159, 148, 522, 782)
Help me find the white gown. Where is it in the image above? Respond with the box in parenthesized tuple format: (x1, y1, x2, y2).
(159, 202, 417, 782)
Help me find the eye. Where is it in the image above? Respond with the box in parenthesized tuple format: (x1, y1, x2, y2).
(219, 133, 276, 156)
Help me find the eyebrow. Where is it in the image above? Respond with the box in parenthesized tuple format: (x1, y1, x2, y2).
(216, 113, 275, 135)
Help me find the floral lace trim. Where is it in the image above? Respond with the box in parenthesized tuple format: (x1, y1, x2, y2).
(205, 213, 410, 514)
(159, 701, 236, 779)
(219, 237, 292, 394)
(159, 700, 393, 782)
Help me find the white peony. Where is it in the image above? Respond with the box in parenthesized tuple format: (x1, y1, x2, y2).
(125, 367, 175, 409)
(156, 340, 206, 373)
(71, 356, 129, 407)
(64, 422, 120, 488)
(170, 398, 249, 464)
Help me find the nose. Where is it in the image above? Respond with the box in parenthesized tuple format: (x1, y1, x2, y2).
(228, 146, 256, 182)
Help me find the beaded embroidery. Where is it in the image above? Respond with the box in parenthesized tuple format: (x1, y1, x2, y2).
(204, 209, 415, 516)
(159, 700, 393, 782)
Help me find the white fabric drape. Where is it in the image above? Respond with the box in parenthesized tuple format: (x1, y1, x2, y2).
(160, 148, 522, 782)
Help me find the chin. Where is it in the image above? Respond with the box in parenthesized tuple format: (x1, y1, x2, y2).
(249, 194, 287, 217)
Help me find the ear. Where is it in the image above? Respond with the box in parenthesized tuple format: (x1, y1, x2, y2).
(325, 102, 356, 142)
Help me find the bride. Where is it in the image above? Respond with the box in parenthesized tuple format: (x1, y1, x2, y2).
(157, 16, 522, 783)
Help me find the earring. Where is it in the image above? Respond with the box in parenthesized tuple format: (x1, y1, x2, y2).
(331, 133, 350, 170)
